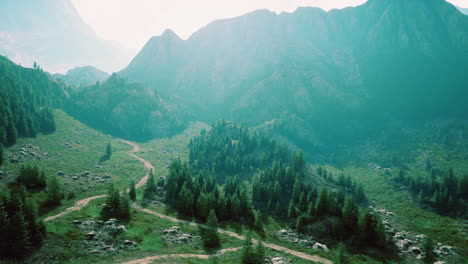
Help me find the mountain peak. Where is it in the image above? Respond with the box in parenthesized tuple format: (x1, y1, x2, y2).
(161, 28, 181, 40)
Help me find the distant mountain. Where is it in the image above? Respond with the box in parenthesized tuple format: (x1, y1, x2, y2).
(53, 66, 109, 87)
(457, 6, 468, 15)
(121, 0, 468, 147)
(66, 74, 188, 141)
(0, 0, 131, 73)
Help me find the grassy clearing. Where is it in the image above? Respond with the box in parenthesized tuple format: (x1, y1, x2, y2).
(2, 109, 142, 201)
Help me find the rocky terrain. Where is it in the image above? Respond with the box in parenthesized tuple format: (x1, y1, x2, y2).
(73, 218, 137, 254)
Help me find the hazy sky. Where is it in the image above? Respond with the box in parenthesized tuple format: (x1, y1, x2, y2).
(71, 0, 468, 52)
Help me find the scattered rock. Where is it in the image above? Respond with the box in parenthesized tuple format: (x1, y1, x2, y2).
(86, 231, 97, 240)
(409, 246, 422, 254)
(312, 242, 329, 251)
(57, 171, 65, 176)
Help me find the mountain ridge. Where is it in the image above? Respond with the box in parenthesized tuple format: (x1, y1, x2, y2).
(120, 0, 468, 147)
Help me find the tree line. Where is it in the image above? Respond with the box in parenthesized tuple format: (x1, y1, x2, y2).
(392, 168, 467, 217)
(160, 121, 389, 250)
(0, 56, 66, 147)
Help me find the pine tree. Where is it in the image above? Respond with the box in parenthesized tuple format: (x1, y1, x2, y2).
(0, 198, 9, 254)
(99, 143, 112, 163)
(342, 197, 358, 236)
(143, 169, 156, 200)
(335, 242, 348, 264)
(315, 188, 329, 216)
(241, 232, 255, 264)
(255, 239, 266, 264)
(423, 237, 436, 264)
(178, 184, 194, 216)
(129, 180, 136, 201)
(0, 143, 3, 166)
(204, 209, 220, 248)
(44, 174, 63, 207)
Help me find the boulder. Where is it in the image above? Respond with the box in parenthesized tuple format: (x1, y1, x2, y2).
(410, 246, 422, 254)
(395, 239, 413, 250)
(57, 171, 65, 176)
(86, 231, 97, 240)
(105, 219, 118, 225)
(312, 242, 329, 251)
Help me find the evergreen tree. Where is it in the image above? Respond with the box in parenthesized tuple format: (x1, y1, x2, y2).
(129, 180, 136, 201)
(241, 232, 255, 264)
(101, 185, 131, 221)
(255, 239, 266, 264)
(335, 242, 348, 264)
(99, 143, 112, 163)
(203, 209, 220, 248)
(143, 169, 156, 200)
(359, 210, 386, 248)
(179, 184, 194, 216)
(44, 174, 63, 207)
(0, 143, 3, 166)
(423, 237, 436, 264)
(342, 197, 358, 236)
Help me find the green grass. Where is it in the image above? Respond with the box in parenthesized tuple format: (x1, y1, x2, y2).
(341, 166, 468, 260)
(3, 109, 142, 200)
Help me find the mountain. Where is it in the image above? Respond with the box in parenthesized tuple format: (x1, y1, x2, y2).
(0, 56, 68, 146)
(457, 6, 468, 15)
(53, 66, 110, 87)
(0, 0, 131, 73)
(120, 0, 468, 148)
(66, 73, 188, 141)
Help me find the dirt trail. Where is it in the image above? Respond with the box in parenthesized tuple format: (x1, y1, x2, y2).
(120, 139, 154, 188)
(44, 140, 332, 264)
(44, 140, 151, 222)
(134, 204, 332, 264)
(44, 194, 107, 222)
(121, 247, 243, 264)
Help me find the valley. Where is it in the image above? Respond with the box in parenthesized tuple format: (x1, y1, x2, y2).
(1, 0, 467, 263)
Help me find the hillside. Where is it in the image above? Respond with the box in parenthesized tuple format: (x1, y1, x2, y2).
(66, 73, 188, 141)
(457, 6, 468, 15)
(0, 56, 68, 146)
(120, 0, 468, 149)
(0, 0, 131, 73)
(53, 66, 110, 87)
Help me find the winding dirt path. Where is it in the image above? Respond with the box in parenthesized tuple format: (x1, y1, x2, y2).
(121, 247, 243, 264)
(44, 140, 151, 222)
(120, 139, 154, 188)
(43, 140, 332, 264)
(133, 204, 332, 264)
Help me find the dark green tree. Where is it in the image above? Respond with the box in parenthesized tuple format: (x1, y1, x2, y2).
(423, 237, 436, 264)
(129, 180, 136, 201)
(203, 209, 220, 248)
(44, 174, 63, 207)
(241, 232, 255, 264)
(0, 143, 3, 166)
(143, 169, 156, 200)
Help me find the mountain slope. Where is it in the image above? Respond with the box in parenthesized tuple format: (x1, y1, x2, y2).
(66, 74, 188, 141)
(53, 66, 110, 87)
(120, 0, 468, 148)
(0, 56, 68, 146)
(0, 0, 131, 73)
(457, 6, 468, 15)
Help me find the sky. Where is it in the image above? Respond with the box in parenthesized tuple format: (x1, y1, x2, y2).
(71, 0, 468, 52)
